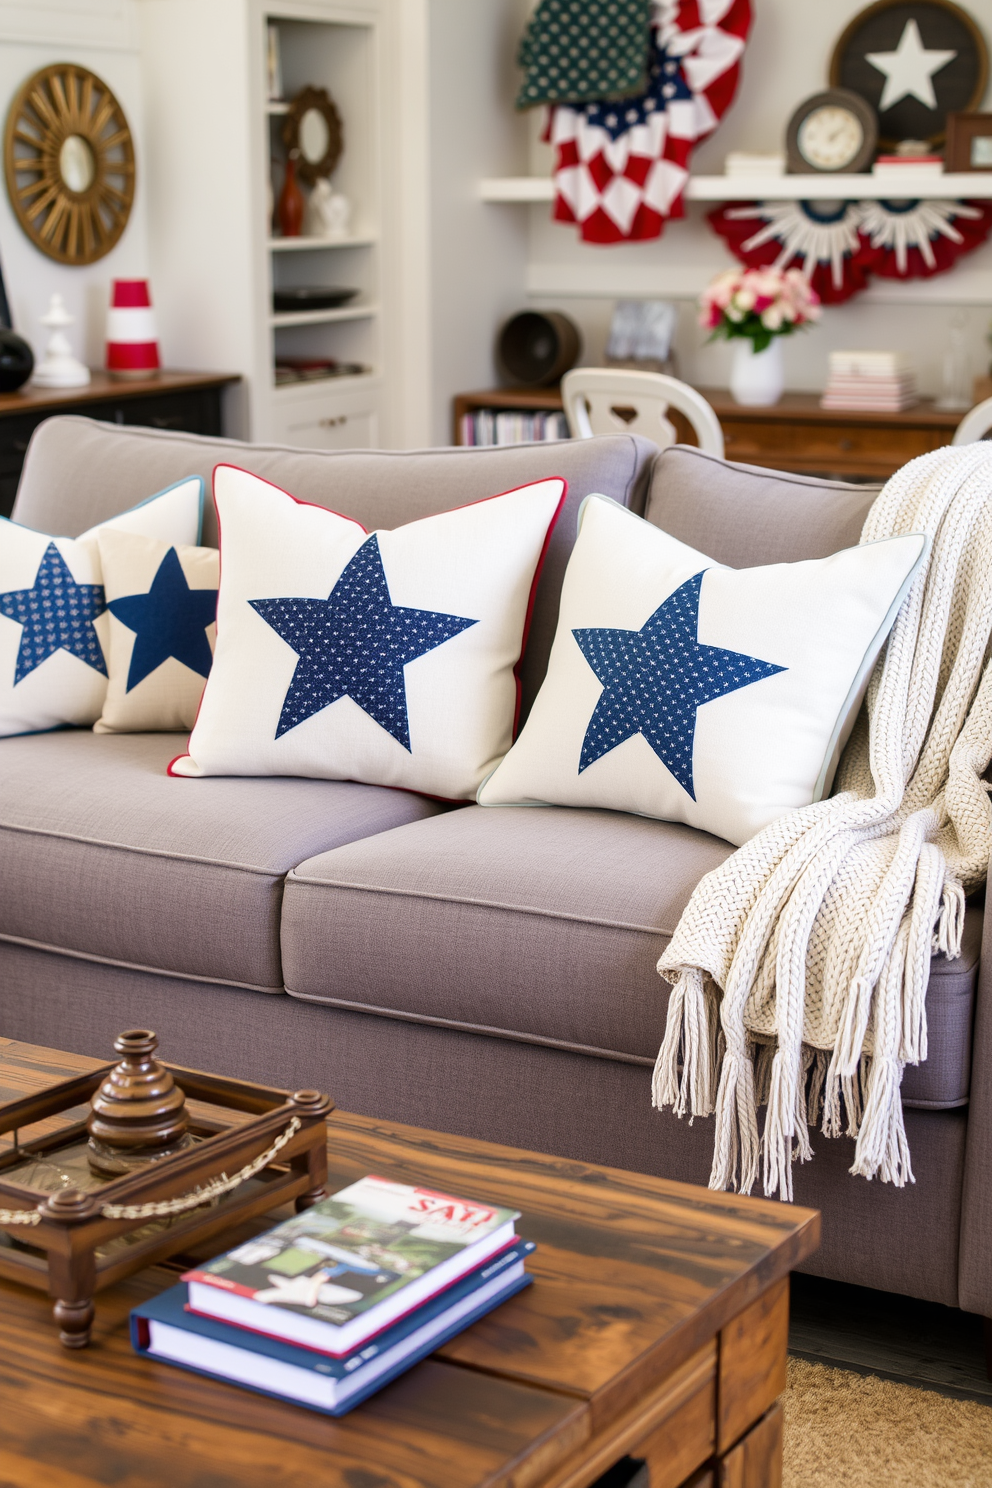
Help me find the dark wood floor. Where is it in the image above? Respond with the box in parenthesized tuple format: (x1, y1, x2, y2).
(789, 1273, 991, 1404)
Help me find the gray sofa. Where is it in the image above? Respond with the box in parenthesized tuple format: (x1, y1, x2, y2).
(1, 415, 988, 1334)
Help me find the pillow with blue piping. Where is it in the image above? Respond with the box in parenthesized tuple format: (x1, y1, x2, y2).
(0, 477, 203, 737)
(478, 495, 926, 847)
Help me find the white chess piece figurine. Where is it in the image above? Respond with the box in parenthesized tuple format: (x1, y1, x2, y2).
(305, 179, 351, 240)
(32, 294, 91, 388)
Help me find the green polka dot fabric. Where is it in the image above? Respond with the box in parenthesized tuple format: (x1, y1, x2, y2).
(516, 0, 653, 109)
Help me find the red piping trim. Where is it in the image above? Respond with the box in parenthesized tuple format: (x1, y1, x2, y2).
(169, 464, 567, 781)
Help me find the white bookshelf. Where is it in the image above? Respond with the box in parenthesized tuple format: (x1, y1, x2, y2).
(264, 8, 382, 447)
(479, 174, 992, 203)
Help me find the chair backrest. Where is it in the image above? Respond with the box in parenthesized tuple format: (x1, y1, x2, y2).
(952, 396, 992, 446)
(561, 367, 725, 457)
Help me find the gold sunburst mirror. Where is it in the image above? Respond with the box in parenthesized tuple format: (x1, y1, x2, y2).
(4, 63, 135, 265)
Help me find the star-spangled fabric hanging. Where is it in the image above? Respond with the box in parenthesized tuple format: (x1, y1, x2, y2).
(108, 546, 218, 693)
(0, 542, 107, 684)
(572, 569, 784, 798)
(249, 534, 477, 747)
(548, 0, 751, 243)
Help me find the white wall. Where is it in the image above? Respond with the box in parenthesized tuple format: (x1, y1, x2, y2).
(425, 0, 530, 443)
(522, 0, 992, 396)
(0, 0, 151, 370)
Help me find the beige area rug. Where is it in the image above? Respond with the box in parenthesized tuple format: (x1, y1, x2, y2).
(784, 1358, 992, 1488)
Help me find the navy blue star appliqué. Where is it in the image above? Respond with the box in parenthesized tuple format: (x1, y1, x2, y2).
(573, 571, 786, 800)
(0, 542, 107, 684)
(108, 547, 218, 692)
(249, 534, 477, 748)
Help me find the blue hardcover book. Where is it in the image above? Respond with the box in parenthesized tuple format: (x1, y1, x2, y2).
(131, 1239, 534, 1416)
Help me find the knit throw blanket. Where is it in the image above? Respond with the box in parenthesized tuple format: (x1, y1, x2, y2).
(652, 443, 992, 1201)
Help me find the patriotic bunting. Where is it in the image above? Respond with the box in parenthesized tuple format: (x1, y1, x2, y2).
(548, 0, 752, 244)
(708, 197, 992, 304)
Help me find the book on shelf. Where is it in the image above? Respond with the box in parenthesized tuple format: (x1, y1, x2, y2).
(183, 1174, 520, 1356)
(132, 1239, 535, 1417)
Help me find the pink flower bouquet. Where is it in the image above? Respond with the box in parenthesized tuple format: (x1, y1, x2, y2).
(699, 267, 821, 354)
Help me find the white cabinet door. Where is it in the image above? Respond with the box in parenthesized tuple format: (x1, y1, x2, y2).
(272, 403, 379, 450)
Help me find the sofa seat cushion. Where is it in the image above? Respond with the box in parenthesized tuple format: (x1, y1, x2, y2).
(281, 804, 980, 1109)
(0, 731, 443, 990)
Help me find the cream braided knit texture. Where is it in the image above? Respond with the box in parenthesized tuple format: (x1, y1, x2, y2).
(652, 444, 992, 1199)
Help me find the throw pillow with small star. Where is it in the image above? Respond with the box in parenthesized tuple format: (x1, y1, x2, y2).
(0, 477, 204, 737)
(478, 496, 926, 847)
(93, 528, 218, 734)
(168, 466, 566, 797)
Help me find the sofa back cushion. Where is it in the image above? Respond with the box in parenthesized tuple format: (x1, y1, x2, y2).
(12, 416, 655, 719)
(645, 446, 882, 565)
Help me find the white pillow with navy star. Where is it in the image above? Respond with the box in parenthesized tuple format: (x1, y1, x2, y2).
(93, 528, 218, 734)
(168, 465, 566, 797)
(478, 496, 926, 847)
(0, 477, 204, 737)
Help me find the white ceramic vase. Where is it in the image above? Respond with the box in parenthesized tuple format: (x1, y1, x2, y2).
(729, 337, 784, 407)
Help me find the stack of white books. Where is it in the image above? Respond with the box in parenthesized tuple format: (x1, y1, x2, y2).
(821, 351, 919, 412)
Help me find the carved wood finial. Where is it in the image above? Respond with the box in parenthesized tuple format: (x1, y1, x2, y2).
(87, 1030, 188, 1174)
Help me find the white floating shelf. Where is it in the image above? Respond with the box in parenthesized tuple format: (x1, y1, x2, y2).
(266, 101, 290, 115)
(479, 173, 992, 203)
(269, 303, 378, 328)
(268, 235, 377, 252)
(273, 370, 378, 395)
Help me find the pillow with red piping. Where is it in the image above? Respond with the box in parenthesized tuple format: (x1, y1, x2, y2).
(169, 465, 565, 798)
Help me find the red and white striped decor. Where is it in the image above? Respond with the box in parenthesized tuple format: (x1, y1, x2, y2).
(106, 279, 160, 377)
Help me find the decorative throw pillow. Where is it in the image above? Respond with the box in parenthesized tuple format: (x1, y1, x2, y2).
(0, 477, 204, 738)
(478, 495, 926, 847)
(169, 466, 566, 797)
(93, 528, 218, 734)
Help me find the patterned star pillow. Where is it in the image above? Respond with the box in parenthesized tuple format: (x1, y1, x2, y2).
(0, 478, 204, 737)
(169, 465, 566, 797)
(478, 496, 926, 847)
(93, 528, 218, 734)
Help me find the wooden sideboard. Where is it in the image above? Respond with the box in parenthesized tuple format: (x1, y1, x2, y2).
(453, 385, 964, 482)
(0, 370, 240, 519)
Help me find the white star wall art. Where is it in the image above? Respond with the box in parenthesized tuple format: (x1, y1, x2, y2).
(866, 18, 955, 111)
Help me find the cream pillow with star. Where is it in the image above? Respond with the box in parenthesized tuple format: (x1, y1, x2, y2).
(169, 465, 566, 797)
(0, 478, 203, 737)
(93, 528, 218, 734)
(478, 496, 926, 847)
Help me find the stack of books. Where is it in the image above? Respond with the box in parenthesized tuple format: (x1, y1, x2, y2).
(131, 1174, 533, 1416)
(459, 408, 570, 445)
(820, 351, 919, 411)
(871, 153, 944, 181)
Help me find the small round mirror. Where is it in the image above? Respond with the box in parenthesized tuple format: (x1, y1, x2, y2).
(299, 107, 330, 164)
(59, 134, 95, 193)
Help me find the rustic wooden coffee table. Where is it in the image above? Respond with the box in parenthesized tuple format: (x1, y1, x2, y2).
(0, 1039, 818, 1488)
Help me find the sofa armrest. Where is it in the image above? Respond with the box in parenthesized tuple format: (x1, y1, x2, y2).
(959, 881, 992, 1319)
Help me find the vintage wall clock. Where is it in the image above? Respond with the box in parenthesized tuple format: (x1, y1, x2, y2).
(785, 89, 879, 172)
(830, 0, 988, 147)
(4, 63, 135, 265)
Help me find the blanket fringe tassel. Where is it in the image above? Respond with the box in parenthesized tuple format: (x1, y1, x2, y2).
(651, 968, 716, 1120)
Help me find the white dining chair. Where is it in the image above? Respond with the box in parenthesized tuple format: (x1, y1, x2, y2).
(951, 396, 992, 446)
(560, 367, 725, 457)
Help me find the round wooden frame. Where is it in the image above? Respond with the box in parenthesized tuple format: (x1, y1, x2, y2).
(4, 64, 135, 266)
(785, 88, 880, 174)
(282, 86, 343, 187)
(829, 0, 989, 147)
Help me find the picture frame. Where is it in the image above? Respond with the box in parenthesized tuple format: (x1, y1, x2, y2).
(945, 111, 992, 170)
